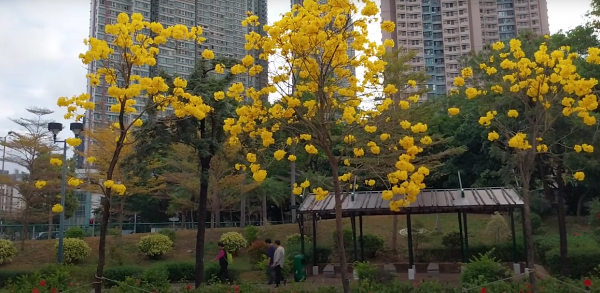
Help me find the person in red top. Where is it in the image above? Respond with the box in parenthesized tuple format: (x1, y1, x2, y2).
(211, 242, 230, 284)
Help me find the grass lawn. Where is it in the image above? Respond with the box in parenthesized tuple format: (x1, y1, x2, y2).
(2, 214, 588, 274)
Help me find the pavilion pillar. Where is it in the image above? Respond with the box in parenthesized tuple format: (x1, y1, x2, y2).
(359, 214, 365, 262)
(462, 210, 470, 260)
(298, 214, 305, 255)
(406, 210, 415, 280)
(521, 207, 529, 269)
(509, 208, 520, 274)
(312, 214, 318, 275)
(458, 210, 465, 263)
(351, 213, 358, 262)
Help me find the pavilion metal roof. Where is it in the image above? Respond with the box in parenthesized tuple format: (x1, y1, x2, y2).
(297, 187, 523, 215)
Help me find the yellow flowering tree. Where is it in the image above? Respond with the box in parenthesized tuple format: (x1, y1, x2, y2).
(224, 1, 430, 290)
(449, 36, 600, 291)
(56, 13, 213, 291)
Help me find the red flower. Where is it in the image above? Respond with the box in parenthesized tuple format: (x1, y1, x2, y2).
(481, 288, 487, 293)
(584, 278, 592, 287)
(69, 283, 73, 287)
(573, 232, 580, 236)
(186, 285, 192, 291)
(51, 288, 57, 293)
(39, 280, 46, 287)
(32, 289, 39, 293)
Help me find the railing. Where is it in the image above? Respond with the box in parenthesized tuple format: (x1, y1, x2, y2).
(0, 220, 292, 240)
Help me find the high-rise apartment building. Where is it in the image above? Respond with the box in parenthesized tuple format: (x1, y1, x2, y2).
(86, 0, 268, 130)
(381, 0, 549, 98)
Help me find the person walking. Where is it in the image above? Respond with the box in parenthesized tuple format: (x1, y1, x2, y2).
(272, 240, 286, 287)
(265, 238, 275, 285)
(211, 242, 231, 284)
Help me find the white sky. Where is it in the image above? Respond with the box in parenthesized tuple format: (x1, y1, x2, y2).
(0, 0, 592, 173)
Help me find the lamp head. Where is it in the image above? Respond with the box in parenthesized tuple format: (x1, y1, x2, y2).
(69, 122, 84, 137)
(47, 122, 63, 136)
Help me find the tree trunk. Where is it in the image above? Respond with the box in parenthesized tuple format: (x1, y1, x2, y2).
(20, 204, 28, 251)
(117, 197, 125, 240)
(434, 214, 441, 232)
(554, 163, 569, 277)
(240, 194, 246, 228)
(216, 207, 221, 229)
(181, 212, 186, 230)
(329, 157, 350, 293)
(48, 209, 53, 240)
(194, 155, 212, 288)
(262, 195, 268, 225)
(391, 214, 398, 257)
(94, 195, 111, 293)
(577, 190, 591, 217)
(520, 174, 538, 292)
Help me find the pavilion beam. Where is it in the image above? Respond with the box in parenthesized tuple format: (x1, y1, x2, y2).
(359, 214, 365, 262)
(509, 208, 521, 274)
(407, 210, 415, 280)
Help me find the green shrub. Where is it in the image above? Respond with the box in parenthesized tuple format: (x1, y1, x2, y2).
(530, 212, 543, 234)
(353, 261, 394, 284)
(141, 266, 170, 292)
(159, 261, 195, 282)
(65, 227, 85, 239)
(157, 229, 177, 243)
(137, 233, 173, 257)
(103, 265, 144, 287)
(441, 231, 462, 248)
(219, 231, 247, 255)
(244, 225, 259, 244)
(461, 249, 512, 286)
(54, 238, 91, 264)
(286, 243, 331, 263)
(360, 234, 384, 258)
(483, 212, 511, 244)
(546, 246, 600, 279)
(0, 239, 17, 264)
(535, 233, 597, 264)
(419, 240, 525, 263)
(108, 227, 121, 236)
(0, 269, 31, 287)
(332, 229, 353, 250)
(257, 254, 293, 280)
(286, 233, 311, 245)
(204, 262, 241, 284)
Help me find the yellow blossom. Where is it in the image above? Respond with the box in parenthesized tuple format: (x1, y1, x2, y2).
(246, 153, 257, 163)
(288, 155, 297, 162)
(448, 108, 460, 116)
(574, 171, 585, 181)
(274, 150, 286, 161)
(50, 158, 63, 166)
(201, 49, 215, 59)
(488, 131, 500, 141)
(35, 180, 47, 189)
(507, 109, 519, 118)
(52, 204, 64, 213)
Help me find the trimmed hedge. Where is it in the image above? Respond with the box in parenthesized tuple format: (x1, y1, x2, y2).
(103, 265, 145, 287)
(0, 269, 31, 287)
(418, 241, 525, 263)
(103, 261, 241, 286)
(159, 261, 195, 282)
(546, 246, 600, 279)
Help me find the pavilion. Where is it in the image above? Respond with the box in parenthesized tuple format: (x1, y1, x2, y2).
(296, 186, 525, 279)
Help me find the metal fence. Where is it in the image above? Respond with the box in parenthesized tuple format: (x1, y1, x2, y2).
(0, 220, 291, 240)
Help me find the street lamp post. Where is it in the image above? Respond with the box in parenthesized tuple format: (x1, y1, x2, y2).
(47, 122, 84, 264)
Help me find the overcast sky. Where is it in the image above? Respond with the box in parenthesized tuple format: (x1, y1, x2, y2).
(0, 0, 592, 173)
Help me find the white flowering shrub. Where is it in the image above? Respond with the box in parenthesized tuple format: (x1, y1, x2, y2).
(55, 238, 91, 264)
(0, 239, 17, 264)
(137, 233, 173, 257)
(219, 232, 247, 255)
